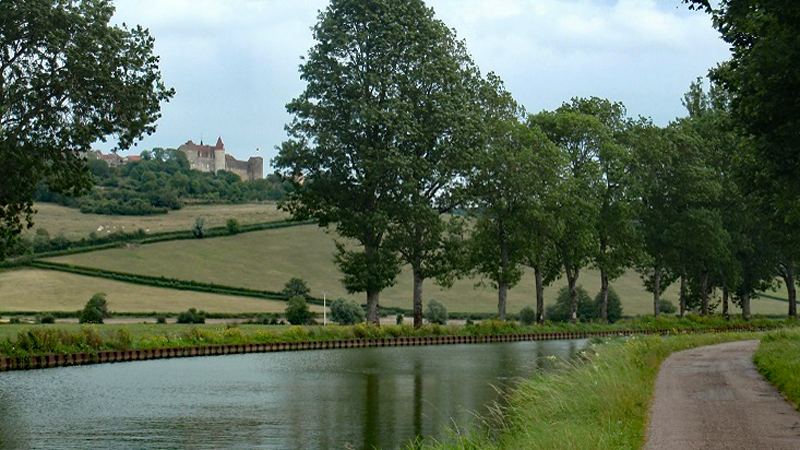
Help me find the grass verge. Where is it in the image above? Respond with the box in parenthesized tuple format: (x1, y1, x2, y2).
(415, 332, 763, 450)
(754, 328, 800, 409)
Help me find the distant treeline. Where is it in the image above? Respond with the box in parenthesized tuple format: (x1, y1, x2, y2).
(35, 148, 292, 215)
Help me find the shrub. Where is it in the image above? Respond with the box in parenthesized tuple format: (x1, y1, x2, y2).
(424, 299, 448, 325)
(226, 218, 241, 235)
(396, 313, 404, 325)
(330, 298, 365, 325)
(192, 217, 207, 238)
(545, 286, 594, 322)
(519, 306, 537, 325)
(9, 317, 22, 324)
(156, 314, 167, 324)
(659, 299, 678, 314)
(593, 288, 624, 323)
(282, 278, 310, 298)
(38, 314, 56, 324)
(86, 293, 109, 318)
(177, 308, 206, 324)
(79, 306, 104, 324)
(285, 296, 311, 325)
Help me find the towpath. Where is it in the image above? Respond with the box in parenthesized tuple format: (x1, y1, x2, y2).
(643, 340, 800, 450)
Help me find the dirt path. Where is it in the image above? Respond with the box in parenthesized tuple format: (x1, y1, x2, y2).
(643, 340, 800, 450)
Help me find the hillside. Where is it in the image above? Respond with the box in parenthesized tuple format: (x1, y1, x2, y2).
(47, 224, 791, 316)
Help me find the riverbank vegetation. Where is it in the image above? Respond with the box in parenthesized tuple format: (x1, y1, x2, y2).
(0, 317, 789, 360)
(754, 328, 800, 409)
(416, 332, 763, 450)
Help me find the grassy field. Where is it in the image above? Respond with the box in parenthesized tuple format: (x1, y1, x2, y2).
(26, 202, 289, 240)
(47, 224, 791, 316)
(0, 268, 315, 314)
(418, 332, 764, 450)
(754, 328, 800, 409)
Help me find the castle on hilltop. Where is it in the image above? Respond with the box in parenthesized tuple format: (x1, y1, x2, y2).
(177, 137, 263, 181)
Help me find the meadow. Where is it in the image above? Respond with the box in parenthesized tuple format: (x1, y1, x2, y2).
(46, 223, 790, 316)
(0, 268, 308, 314)
(26, 202, 289, 240)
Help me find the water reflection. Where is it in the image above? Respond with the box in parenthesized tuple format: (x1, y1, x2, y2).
(0, 339, 586, 450)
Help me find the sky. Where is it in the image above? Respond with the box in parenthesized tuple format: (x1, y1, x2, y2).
(106, 0, 730, 170)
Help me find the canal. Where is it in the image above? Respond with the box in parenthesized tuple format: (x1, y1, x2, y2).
(0, 339, 587, 450)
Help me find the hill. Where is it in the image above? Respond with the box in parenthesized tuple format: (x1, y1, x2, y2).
(46, 224, 791, 316)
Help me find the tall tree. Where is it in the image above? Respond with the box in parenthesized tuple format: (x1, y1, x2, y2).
(532, 106, 604, 322)
(0, 0, 173, 258)
(466, 79, 559, 320)
(276, 0, 478, 324)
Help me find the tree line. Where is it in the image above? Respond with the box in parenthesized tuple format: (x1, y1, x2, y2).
(276, 0, 799, 326)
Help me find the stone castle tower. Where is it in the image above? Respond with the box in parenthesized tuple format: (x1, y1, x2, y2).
(177, 137, 263, 181)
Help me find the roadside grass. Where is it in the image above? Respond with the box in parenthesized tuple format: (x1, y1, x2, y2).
(0, 268, 314, 314)
(754, 327, 800, 409)
(26, 202, 288, 240)
(46, 224, 790, 316)
(416, 332, 764, 450)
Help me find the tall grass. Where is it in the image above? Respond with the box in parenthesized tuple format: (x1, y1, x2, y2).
(416, 332, 762, 450)
(754, 328, 800, 408)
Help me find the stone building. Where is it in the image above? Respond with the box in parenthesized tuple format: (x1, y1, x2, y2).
(177, 137, 263, 181)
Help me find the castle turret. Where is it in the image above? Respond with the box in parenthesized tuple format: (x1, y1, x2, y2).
(213, 137, 226, 173)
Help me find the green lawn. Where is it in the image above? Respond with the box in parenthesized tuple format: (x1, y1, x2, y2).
(47, 224, 790, 316)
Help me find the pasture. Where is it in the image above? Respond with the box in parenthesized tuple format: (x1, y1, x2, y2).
(47, 224, 791, 316)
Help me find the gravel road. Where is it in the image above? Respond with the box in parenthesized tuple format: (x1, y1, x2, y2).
(643, 340, 800, 450)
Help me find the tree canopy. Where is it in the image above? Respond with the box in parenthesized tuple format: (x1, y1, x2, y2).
(0, 0, 174, 257)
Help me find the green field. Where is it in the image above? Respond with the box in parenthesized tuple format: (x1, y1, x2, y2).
(0, 268, 313, 314)
(26, 202, 289, 240)
(46, 224, 791, 316)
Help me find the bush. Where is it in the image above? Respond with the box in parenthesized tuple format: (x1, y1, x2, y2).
(424, 299, 448, 325)
(593, 288, 624, 323)
(282, 278, 311, 298)
(396, 313, 404, 325)
(519, 306, 537, 325)
(79, 293, 108, 324)
(285, 296, 311, 325)
(156, 314, 167, 324)
(659, 299, 678, 314)
(330, 298, 365, 325)
(38, 314, 56, 324)
(545, 286, 594, 322)
(192, 217, 207, 238)
(177, 308, 206, 324)
(226, 218, 241, 235)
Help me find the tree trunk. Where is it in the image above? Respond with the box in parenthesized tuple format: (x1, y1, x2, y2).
(566, 266, 579, 323)
(498, 281, 508, 321)
(786, 260, 797, 319)
(535, 265, 544, 325)
(679, 271, 687, 318)
(700, 269, 709, 316)
(366, 290, 380, 325)
(653, 266, 661, 318)
(722, 274, 729, 320)
(412, 266, 424, 329)
(599, 269, 609, 322)
(741, 290, 751, 321)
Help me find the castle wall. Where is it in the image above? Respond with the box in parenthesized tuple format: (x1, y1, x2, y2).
(178, 138, 263, 180)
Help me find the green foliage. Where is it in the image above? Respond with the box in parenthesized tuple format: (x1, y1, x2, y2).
(156, 314, 167, 324)
(226, 218, 241, 235)
(593, 288, 624, 323)
(754, 328, 800, 407)
(424, 300, 448, 325)
(86, 293, 109, 318)
(192, 217, 207, 239)
(176, 308, 206, 324)
(519, 306, 537, 326)
(282, 277, 310, 299)
(0, 0, 174, 259)
(78, 293, 108, 324)
(546, 286, 594, 322)
(396, 313, 404, 325)
(285, 296, 311, 325)
(329, 298, 365, 325)
(659, 299, 677, 314)
(38, 314, 55, 324)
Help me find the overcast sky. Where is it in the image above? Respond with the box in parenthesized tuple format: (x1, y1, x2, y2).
(106, 0, 729, 169)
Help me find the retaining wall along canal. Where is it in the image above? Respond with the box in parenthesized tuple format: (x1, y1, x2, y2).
(0, 326, 772, 371)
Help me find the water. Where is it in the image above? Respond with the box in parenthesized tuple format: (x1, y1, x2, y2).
(0, 339, 587, 450)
